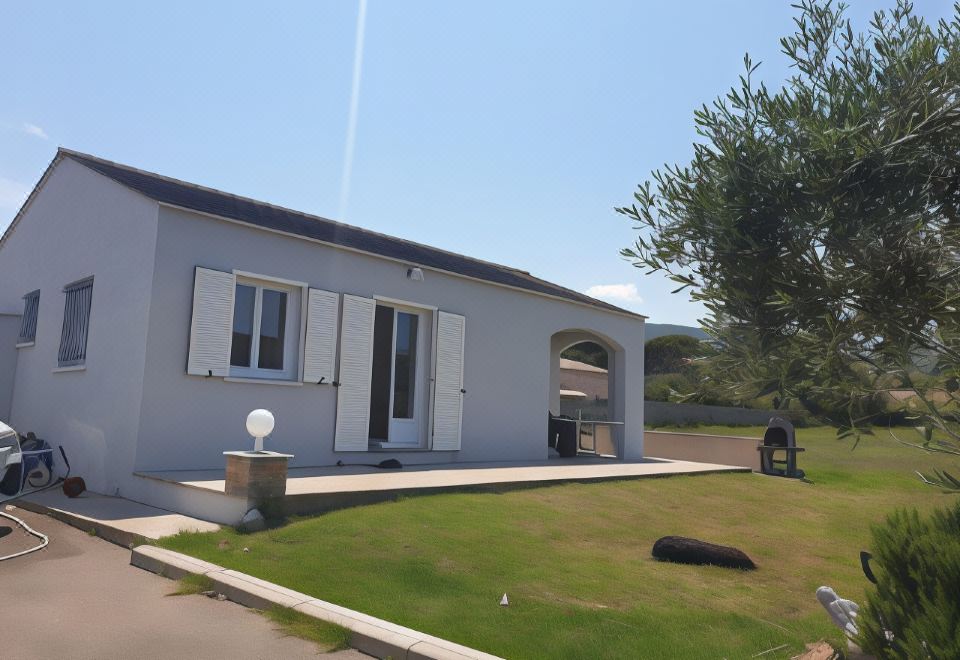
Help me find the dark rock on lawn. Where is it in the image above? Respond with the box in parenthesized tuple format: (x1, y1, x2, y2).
(652, 535, 756, 570)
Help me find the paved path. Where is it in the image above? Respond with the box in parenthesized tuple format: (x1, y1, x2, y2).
(0, 506, 366, 660)
(21, 488, 221, 543)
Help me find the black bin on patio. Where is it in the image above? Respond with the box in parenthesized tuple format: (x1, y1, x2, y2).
(548, 415, 578, 458)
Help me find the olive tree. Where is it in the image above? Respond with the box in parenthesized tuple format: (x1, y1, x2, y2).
(619, 0, 960, 487)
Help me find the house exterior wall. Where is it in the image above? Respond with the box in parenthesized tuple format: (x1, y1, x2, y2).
(0, 314, 19, 422)
(0, 159, 159, 494)
(135, 205, 646, 472)
(645, 401, 800, 427)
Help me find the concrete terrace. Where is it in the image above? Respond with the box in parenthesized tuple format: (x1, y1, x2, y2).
(18, 489, 221, 546)
(136, 457, 750, 517)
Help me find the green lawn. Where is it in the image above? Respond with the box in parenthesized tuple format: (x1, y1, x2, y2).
(159, 426, 960, 659)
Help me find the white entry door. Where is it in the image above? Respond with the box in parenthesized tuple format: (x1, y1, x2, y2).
(387, 309, 425, 445)
(367, 303, 428, 447)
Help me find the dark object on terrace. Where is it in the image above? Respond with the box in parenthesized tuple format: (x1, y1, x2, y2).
(62, 476, 86, 498)
(335, 459, 403, 469)
(548, 414, 577, 458)
(652, 535, 756, 570)
(757, 417, 805, 478)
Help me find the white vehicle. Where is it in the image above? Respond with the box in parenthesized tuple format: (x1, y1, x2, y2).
(0, 420, 24, 500)
(0, 420, 71, 560)
(0, 420, 68, 503)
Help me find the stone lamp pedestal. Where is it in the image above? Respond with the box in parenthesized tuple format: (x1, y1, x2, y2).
(224, 451, 293, 513)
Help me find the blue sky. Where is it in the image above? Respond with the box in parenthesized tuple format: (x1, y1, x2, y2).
(1, 1, 954, 325)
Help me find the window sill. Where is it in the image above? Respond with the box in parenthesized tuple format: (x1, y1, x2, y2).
(53, 365, 86, 373)
(16, 341, 35, 349)
(224, 377, 302, 387)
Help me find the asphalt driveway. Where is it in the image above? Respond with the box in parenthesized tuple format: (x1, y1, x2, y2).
(0, 505, 366, 659)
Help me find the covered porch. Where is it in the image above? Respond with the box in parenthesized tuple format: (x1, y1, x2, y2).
(548, 327, 636, 459)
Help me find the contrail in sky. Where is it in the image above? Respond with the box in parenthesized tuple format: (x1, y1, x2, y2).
(339, 0, 368, 221)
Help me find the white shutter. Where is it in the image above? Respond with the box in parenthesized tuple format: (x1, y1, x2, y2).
(302, 289, 340, 384)
(334, 295, 376, 451)
(187, 267, 235, 377)
(432, 311, 465, 450)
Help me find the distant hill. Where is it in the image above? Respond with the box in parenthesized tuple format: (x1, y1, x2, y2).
(644, 323, 708, 341)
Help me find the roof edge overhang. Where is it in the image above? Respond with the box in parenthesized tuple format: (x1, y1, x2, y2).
(0, 150, 66, 250)
(158, 200, 648, 322)
(7, 147, 648, 323)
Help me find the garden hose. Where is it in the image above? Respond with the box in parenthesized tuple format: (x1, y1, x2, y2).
(0, 509, 49, 561)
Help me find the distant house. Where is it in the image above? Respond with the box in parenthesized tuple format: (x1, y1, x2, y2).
(559, 358, 608, 401)
(0, 149, 646, 509)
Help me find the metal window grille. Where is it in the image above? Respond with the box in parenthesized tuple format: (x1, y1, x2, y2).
(58, 278, 93, 367)
(18, 290, 40, 344)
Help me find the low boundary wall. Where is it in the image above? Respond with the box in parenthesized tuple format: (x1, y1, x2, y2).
(645, 430, 761, 472)
(645, 400, 804, 427)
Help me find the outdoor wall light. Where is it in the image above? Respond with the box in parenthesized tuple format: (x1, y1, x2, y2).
(246, 408, 275, 452)
(407, 267, 424, 282)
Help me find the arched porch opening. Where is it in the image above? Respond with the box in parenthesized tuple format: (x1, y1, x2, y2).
(549, 329, 626, 458)
(557, 340, 610, 420)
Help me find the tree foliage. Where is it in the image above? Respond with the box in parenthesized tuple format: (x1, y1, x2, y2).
(857, 502, 960, 658)
(645, 334, 703, 375)
(620, 0, 960, 482)
(561, 341, 608, 369)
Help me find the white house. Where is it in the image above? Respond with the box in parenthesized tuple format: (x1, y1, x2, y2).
(0, 149, 645, 510)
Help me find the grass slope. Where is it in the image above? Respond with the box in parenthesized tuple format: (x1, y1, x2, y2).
(264, 606, 351, 652)
(160, 427, 959, 659)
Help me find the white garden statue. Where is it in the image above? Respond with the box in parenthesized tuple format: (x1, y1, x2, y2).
(816, 586, 860, 637)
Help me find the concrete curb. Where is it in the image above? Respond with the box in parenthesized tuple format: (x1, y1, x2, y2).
(131, 545, 504, 660)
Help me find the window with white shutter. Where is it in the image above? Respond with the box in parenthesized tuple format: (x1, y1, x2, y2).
(302, 288, 340, 384)
(17, 290, 40, 346)
(431, 311, 465, 450)
(57, 278, 93, 367)
(187, 267, 235, 377)
(334, 295, 376, 451)
(228, 276, 301, 381)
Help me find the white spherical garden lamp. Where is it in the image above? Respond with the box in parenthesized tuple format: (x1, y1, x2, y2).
(246, 409, 275, 452)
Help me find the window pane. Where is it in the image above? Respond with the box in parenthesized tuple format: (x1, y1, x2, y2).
(258, 289, 287, 370)
(19, 291, 39, 343)
(230, 284, 256, 367)
(57, 280, 93, 367)
(392, 312, 418, 419)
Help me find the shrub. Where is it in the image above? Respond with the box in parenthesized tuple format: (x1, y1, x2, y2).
(644, 373, 692, 402)
(858, 501, 960, 658)
(645, 334, 703, 375)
